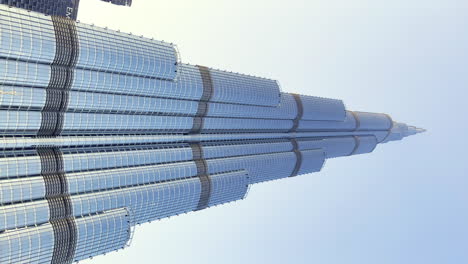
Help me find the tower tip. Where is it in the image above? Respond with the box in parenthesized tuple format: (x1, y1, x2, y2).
(382, 122, 426, 143)
(407, 126, 426, 135)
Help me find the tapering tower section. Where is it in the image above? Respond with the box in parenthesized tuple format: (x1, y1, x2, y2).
(0, 6, 423, 264)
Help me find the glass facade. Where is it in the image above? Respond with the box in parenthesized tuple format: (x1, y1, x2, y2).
(0, 0, 80, 19)
(0, 6, 424, 264)
(0, 208, 132, 263)
(0, 0, 132, 20)
(99, 0, 132, 6)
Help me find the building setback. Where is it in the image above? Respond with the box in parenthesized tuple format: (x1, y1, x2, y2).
(0, 6, 424, 264)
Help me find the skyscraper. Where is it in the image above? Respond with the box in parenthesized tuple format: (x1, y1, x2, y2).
(0, 5, 424, 264)
(0, 0, 131, 20)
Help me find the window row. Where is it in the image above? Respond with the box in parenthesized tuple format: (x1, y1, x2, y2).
(0, 6, 178, 79)
(0, 140, 296, 179)
(0, 86, 299, 119)
(0, 61, 284, 107)
(0, 207, 131, 263)
(0, 111, 296, 135)
(0, 171, 248, 230)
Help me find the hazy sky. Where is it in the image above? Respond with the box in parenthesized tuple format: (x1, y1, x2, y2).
(77, 1, 467, 263)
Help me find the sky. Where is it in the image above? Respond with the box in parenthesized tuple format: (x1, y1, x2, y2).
(77, 1, 467, 263)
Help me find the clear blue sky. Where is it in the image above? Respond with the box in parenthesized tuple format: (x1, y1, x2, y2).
(78, 1, 467, 263)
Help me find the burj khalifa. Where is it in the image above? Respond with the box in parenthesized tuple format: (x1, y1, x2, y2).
(0, 5, 424, 264)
